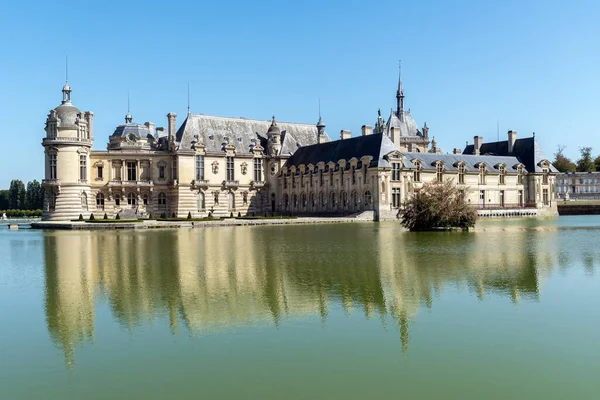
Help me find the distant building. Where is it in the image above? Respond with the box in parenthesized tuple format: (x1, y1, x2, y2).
(555, 172, 600, 199)
(41, 69, 558, 221)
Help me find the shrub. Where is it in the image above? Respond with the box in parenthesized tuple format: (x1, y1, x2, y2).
(148, 212, 152, 219)
(400, 180, 477, 231)
(230, 212, 234, 218)
(172, 212, 176, 218)
(116, 213, 121, 220)
(238, 212, 241, 217)
(264, 211, 268, 217)
(208, 212, 212, 218)
(89, 213, 95, 221)
(103, 213, 108, 220)
(160, 212, 166, 219)
(187, 212, 192, 219)
(78, 214, 84, 220)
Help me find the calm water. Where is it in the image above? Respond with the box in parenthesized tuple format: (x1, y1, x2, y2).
(1, 218, 599, 399)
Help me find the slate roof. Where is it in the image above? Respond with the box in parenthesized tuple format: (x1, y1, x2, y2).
(385, 110, 421, 137)
(284, 133, 398, 168)
(175, 114, 330, 156)
(463, 137, 558, 173)
(401, 153, 524, 172)
(111, 123, 153, 139)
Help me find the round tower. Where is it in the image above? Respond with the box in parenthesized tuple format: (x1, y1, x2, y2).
(267, 116, 281, 156)
(42, 81, 94, 220)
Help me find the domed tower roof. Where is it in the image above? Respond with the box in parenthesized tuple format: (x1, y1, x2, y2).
(51, 81, 81, 129)
(267, 116, 281, 135)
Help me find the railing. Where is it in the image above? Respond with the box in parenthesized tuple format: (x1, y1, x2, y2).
(42, 137, 92, 145)
(78, 179, 89, 184)
(193, 179, 209, 188)
(223, 180, 239, 188)
(252, 181, 266, 188)
(108, 179, 154, 187)
(42, 179, 60, 185)
(471, 202, 537, 210)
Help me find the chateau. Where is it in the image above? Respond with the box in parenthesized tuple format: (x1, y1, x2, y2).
(42, 72, 558, 221)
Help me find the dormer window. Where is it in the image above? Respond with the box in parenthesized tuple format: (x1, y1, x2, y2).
(543, 167, 549, 184)
(499, 165, 506, 185)
(436, 162, 444, 183)
(413, 161, 421, 182)
(517, 166, 524, 184)
(458, 163, 465, 184)
(479, 164, 487, 184)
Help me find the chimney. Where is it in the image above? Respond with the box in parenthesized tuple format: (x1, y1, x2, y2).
(361, 125, 373, 136)
(145, 122, 155, 137)
(85, 111, 94, 140)
(453, 148, 462, 154)
(318, 134, 327, 144)
(167, 113, 177, 142)
(474, 136, 483, 155)
(340, 130, 351, 140)
(507, 130, 517, 153)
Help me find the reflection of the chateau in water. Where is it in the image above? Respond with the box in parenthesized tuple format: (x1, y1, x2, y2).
(44, 225, 561, 365)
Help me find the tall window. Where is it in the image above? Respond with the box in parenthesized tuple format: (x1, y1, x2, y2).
(196, 155, 205, 181)
(198, 192, 205, 211)
(499, 165, 506, 184)
(413, 162, 421, 182)
(127, 192, 136, 208)
(309, 170, 313, 187)
(79, 155, 87, 181)
(543, 168, 549, 184)
(392, 188, 401, 208)
(320, 170, 324, 187)
(436, 162, 444, 183)
(499, 190, 505, 207)
(127, 161, 137, 181)
(479, 164, 486, 184)
(479, 190, 485, 207)
(364, 190, 372, 206)
(158, 192, 167, 210)
(142, 194, 148, 205)
(518, 190, 523, 206)
(114, 165, 122, 181)
(352, 167, 356, 185)
(458, 164, 465, 184)
(96, 193, 104, 210)
(543, 188, 549, 205)
(283, 176, 287, 189)
(226, 157, 235, 181)
(300, 171, 304, 188)
(253, 158, 262, 182)
(115, 194, 120, 206)
(97, 165, 103, 180)
(172, 157, 178, 181)
(392, 163, 401, 181)
(48, 192, 56, 212)
(49, 154, 57, 180)
(158, 165, 166, 180)
(363, 165, 367, 184)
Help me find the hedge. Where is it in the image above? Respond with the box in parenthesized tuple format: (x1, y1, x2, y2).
(1, 209, 43, 218)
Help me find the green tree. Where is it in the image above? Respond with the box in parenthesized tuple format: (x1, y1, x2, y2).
(576, 147, 595, 172)
(25, 180, 43, 210)
(0, 190, 9, 210)
(8, 180, 26, 209)
(552, 145, 576, 173)
(400, 180, 477, 231)
(594, 156, 600, 172)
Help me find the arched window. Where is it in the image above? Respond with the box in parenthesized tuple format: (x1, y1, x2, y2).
(364, 190, 372, 207)
(142, 193, 149, 205)
(96, 193, 105, 210)
(81, 192, 88, 210)
(127, 192, 136, 208)
(309, 192, 315, 209)
(301, 193, 307, 209)
(198, 192, 205, 211)
(114, 194, 120, 206)
(158, 192, 167, 210)
(319, 192, 324, 208)
(351, 191, 358, 209)
(283, 193, 289, 210)
(330, 192, 336, 210)
(341, 191, 348, 209)
(292, 193, 298, 209)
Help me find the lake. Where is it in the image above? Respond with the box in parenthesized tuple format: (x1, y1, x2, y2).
(1, 217, 599, 399)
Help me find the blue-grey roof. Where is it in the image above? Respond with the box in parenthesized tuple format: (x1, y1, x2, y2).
(284, 133, 398, 168)
(463, 137, 558, 173)
(111, 123, 153, 139)
(175, 114, 331, 156)
(401, 153, 524, 172)
(54, 104, 81, 129)
(385, 110, 421, 137)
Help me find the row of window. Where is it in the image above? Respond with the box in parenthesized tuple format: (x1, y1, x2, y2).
(281, 190, 372, 210)
(406, 162, 528, 185)
(557, 178, 600, 185)
(283, 166, 368, 189)
(92, 192, 168, 210)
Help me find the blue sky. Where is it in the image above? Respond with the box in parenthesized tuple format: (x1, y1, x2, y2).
(1, 0, 598, 187)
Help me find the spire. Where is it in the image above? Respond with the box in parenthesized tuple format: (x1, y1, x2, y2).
(125, 92, 132, 123)
(187, 82, 191, 116)
(396, 60, 404, 120)
(61, 55, 72, 104)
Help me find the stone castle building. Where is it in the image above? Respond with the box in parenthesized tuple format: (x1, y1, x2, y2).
(42, 71, 558, 221)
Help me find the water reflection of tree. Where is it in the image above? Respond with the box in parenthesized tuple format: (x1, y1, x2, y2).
(44, 223, 564, 366)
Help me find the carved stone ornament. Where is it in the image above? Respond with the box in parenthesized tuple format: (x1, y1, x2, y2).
(212, 161, 219, 174)
(241, 162, 248, 175)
